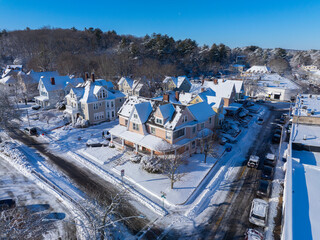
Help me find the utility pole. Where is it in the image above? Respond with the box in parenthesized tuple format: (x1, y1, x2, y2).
(26, 109, 30, 127)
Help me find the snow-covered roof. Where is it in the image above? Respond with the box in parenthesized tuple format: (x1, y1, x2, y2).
(27, 70, 60, 84)
(41, 76, 83, 92)
(257, 74, 300, 90)
(118, 77, 134, 88)
(164, 105, 184, 130)
(294, 94, 320, 118)
(2, 65, 23, 78)
(207, 96, 223, 109)
(94, 79, 114, 90)
(0, 75, 17, 84)
(187, 102, 216, 122)
(246, 65, 271, 74)
(190, 79, 236, 99)
(118, 96, 149, 118)
(134, 102, 153, 123)
(158, 103, 175, 122)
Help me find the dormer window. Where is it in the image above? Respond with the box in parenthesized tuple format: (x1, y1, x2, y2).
(182, 116, 188, 123)
(156, 117, 163, 125)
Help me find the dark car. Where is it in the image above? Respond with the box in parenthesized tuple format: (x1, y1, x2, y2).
(31, 105, 41, 110)
(24, 127, 38, 136)
(257, 180, 270, 198)
(0, 199, 16, 211)
(261, 166, 274, 180)
(272, 134, 281, 143)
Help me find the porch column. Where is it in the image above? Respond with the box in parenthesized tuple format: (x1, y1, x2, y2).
(121, 138, 124, 149)
(110, 134, 113, 143)
(135, 144, 138, 154)
(174, 149, 177, 156)
(151, 150, 154, 158)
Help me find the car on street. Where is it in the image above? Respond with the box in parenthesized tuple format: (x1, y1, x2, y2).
(272, 133, 281, 143)
(219, 137, 228, 145)
(249, 198, 269, 227)
(261, 166, 274, 180)
(245, 228, 264, 240)
(257, 117, 264, 125)
(24, 127, 38, 136)
(256, 180, 270, 198)
(31, 105, 41, 110)
(0, 199, 16, 210)
(264, 153, 276, 167)
(247, 155, 260, 168)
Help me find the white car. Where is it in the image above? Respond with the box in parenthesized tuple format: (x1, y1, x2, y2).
(247, 155, 259, 168)
(245, 228, 264, 240)
(249, 198, 268, 227)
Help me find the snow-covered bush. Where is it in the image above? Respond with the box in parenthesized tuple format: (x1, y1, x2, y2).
(74, 118, 89, 128)
(140, 156, 163, 173)
(130, 154, 141, 163)
(55, 101, 66, 110)
(109, 142, 115, 148)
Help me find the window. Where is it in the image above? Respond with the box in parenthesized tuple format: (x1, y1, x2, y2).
(119, 98, 122, 102)
(107, 102, 109, 108)
(133, 123, 139, 131)
(99, 102, 102, 107)
(201, 123, 205, 129)
(134, 114, 138, 119)
(182, 115, 188, 123)
(192, 141, 196, 148)
(151, 127, 155, 134)
(209, 117, 212, 124)
(102, 91, 106, 98)
(112, 111, 114, 118)
(125, 119, 128, 126)
(93, 103, 98, 110)
(111, 101, 114, 107)
(107, 112, 110, 119)
(192, 126, 196, 134)
(94, 112, 104, 121)
(156, 118, 163, 125)
(173, 128, 185, 139)
(166, 131, 172, 140)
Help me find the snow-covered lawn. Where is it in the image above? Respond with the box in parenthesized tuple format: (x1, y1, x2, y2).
(79, 146, 223, 206)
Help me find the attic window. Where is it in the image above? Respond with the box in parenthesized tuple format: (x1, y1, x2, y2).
(182, 116, 188, 123)
(134, 114, 138, 119)
(156, 117, 163, 125)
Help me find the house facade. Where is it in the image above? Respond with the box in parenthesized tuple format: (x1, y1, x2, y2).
(163, 76, 192, 92)
(34, 75, 83, 109)
(117, 77, 148, 97)
(65, 75, 125, 125)
(109, 96, 216, 156)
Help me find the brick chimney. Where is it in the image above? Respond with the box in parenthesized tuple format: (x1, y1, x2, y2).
(50, 77, 55, 85)
(85, 72, 89, 81)
(201, 87, 205, 93)
(214, 79, 218, 85)
(91, 73, 95, 82)
(175, 91, 179, 101)
(163, 93, 169, 102)
(201, 79, 205, 86)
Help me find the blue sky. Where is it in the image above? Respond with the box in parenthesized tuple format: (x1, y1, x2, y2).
(0, 0, 319, 50)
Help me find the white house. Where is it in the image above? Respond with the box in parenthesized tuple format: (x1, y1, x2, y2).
(35, 75, 84, 109)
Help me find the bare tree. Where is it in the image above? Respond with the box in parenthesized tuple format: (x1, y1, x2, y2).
(0, 89, 21, 128)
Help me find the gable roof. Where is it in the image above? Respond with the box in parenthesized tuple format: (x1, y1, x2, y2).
(41, 76, 83, 92)
(190, 80, 236, 99)
(246, 65, 271, 74)
(158, 103, 175, 122)
(187, 102, 216, 122)
(163, 76, 191, 88)
(133, 102, 153, 123)
(27, 70, 60, 84)
(118, 77, 134, 88)
(118, 96, 149, 118)
(0, 75, 17, 85)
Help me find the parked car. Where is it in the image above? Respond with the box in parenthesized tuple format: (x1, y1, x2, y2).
(247, 155, 260, 168)
(272, 134, 281, 143)
(130, 154, 142, 163)
(31, 105, 41, 110)
(245, 228, 264, 240)
(249, 198, 269, 227)
(256, 180, 270, 198)
(257, 117, 264, 125)
(24, 127, 38, 136)
(264, 153, 276, 167)
(261, 166, 274, 180)
(219, 137, 228, 145)
(0, 199, 16, 211)
(86, 138, 102, 147)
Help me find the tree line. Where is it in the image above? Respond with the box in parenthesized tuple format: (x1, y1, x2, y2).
(0, 27, 319, 84)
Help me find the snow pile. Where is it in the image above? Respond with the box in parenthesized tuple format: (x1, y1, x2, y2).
(0, 141, 33, 174)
